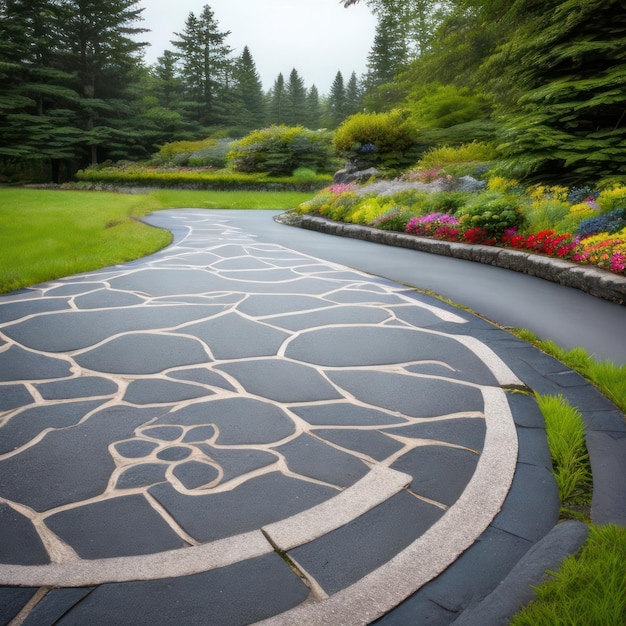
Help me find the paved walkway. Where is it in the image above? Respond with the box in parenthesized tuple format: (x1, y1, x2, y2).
(0, 210, 623, 625)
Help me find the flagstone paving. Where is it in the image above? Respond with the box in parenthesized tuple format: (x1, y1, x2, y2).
(1, 209, 612, 625)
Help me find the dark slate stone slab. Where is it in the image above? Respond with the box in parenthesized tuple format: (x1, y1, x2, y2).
(0, 298, 71, 323)
(35, 377, 118, 400)
(289, 491, 444, 596)
(113, 439, 160, 459)
(150, 473, 336, 542)
(123, 379, 212, 405)
(0, 400, 106, 454)
(325, 290, 403, 305)
(265, 305, 391, 332)
(506, 392, 546, 429)
(108, 268, 230, 296)
(57, 553, 308, 626)
(167, 367, 236, 391)
(73, 290, 146, 309)
(0, 384, 33, 412)
(285, 326, 485, 368)
(491, 463, 559, 543)
(171, 461, 220, 489)
(516, 426, 552, 469)
(212, 256, 275, 271)
(158, 398, 296, 446)
(45, 494, 186, 559)
(21, 588, 93, 626)
(314, 428, 405, 461)
(114, 463, 168, 490)
(156, 446, 192, 461)
(142, 425, 184, 441)
(327, 370, 484, 418)
(0, 346, 71, 382)
(583, 409, 626, 432)
(290, 402, 406, 427)
(404, 360, 498, 386)
(4, 305, 224, 352)
(383, 417, 486, 453)
(43, 283, 105, 296)
(0, 588, 38, 625)
(275, 433, 369, 488)
(378, 526, 533, 622)
(391, 446, 480, 506)
(74, 333, 209, 375)
(196, 445, 278, 483)
(387, 304, 455, 329)
(216, 360, 342, 403)
(175, 312, 290, 360)
(0, 503, 49, 565)
(236, 294, 333, 317)
(215, 268, 301, 283)
(182, 425, 216, 443)
(0, 406, 161, 512)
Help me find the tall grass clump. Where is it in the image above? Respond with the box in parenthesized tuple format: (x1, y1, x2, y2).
(536, 393, 592, 507)
(511, 524, 626, 626)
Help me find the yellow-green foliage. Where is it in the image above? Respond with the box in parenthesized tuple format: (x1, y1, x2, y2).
(524, 184, 571, 232)
(597, 185, 626, 213)
(333, 110, 419, 170)
(345, 197, 393, 224)
(418, 141, 497, 169)
(487, 176, 519, 193)
(157, 138, 217, 162)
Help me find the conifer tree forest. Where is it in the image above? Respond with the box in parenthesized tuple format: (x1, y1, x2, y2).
(2, 0, 625, 183)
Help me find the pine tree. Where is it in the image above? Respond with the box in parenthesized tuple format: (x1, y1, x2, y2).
(233, 46, 265, 129)
(305, 85, 323, 129)
(267, 73, 286, 125)
(171, 4, 233, 128)
(328, 71, 347, 127)
(59, 0, 149, 164)
(284, 68, 307, 126)
(345, 71, 362, 117)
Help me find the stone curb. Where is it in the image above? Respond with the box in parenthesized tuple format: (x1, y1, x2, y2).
(451, 520, 590, 626)
(299, 216, 626, 306)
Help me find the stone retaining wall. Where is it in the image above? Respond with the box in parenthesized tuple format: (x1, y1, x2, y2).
(300, 216, 626, 306)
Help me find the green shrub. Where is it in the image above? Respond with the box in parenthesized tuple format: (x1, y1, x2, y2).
(406, 84, 492, 129)
(186, 139, 233, 168)
(227, 126, 333, 176)
(371, 207, 414, 231)
(155, 138, 217, 164)
(423, 191, 471, 215)
(418, 141, 497, 170)
(333, 110, 420, 171)
(456, 191, 525, 238)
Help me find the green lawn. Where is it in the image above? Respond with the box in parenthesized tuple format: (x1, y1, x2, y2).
(0, 187, 312, 293)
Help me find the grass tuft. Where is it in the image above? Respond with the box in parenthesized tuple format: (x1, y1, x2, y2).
(511, 524, 626, 625)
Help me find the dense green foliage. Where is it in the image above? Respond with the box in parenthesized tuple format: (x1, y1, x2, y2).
(227, 126, 334, 176)
(333, 110, 420, 171)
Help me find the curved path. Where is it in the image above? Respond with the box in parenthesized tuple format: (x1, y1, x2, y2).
(0, 210, 623, 625)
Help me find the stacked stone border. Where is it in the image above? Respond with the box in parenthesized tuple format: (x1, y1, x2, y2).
(300, 216, 626, 306)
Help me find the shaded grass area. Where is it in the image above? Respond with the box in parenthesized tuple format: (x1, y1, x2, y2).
(511, 524, 626, 626)
(0, 188, 312, 293)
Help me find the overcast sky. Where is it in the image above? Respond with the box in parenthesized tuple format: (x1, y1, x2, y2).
(138, 0, 377, 95)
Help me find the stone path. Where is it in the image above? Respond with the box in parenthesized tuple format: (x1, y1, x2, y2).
(0, 209, 617, 625)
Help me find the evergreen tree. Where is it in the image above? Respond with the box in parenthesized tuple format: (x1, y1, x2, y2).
(233, 46, 265, 129)
(171, 4, 233, 127)
(328, 71, 347, 127)
(305, 85, 323, 129)
(486, 0, 626, 183)
(345, 71, 362, 116)
(59, 0, 149, 164)
(284, 68, 307, 126)
(364, 2, 409, 92)
(267, 73, 286, 125)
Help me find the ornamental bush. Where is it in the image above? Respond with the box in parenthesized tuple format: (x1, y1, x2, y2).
(227, 126, 334, 176)
(456, 192, 525, 238)
(333, 110, 420, 171)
